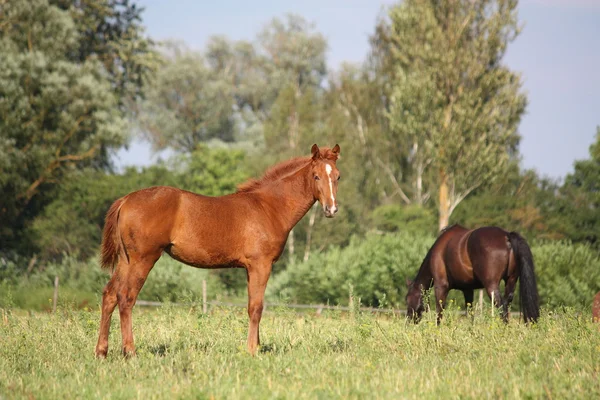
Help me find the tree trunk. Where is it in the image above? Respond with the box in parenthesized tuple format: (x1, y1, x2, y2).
(288, 80, 301, 150)
(303, 204, 318, 262)
(438, 169, 450, 231)
(287, 229, 295, 259)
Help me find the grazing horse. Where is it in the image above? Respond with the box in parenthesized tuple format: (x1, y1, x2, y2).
(406, 225, 539, 324)
(95, 144, 341, 358)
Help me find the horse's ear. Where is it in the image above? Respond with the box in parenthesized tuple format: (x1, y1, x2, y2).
(406, 278, 413, 287)
(332, 144, 340, 155)
(311, 144, 320, 160)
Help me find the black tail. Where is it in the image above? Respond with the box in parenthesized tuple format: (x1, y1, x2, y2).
(508, 232, 540, 323)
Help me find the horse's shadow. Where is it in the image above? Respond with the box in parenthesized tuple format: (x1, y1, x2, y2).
(146, 341, 211, 357)
(148, 343, 169, 357)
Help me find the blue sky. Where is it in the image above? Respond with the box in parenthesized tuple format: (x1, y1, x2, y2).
(115, 0, 600, 180)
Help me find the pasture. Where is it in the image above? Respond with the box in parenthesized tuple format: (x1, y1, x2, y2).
(1, 304, 599, 399)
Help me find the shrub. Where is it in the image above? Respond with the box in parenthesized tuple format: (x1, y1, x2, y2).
(268, 232, 434, 307)
(0, 254, 226, 310)
(532, 241, 600, 307)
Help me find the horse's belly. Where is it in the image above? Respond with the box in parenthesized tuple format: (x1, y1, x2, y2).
(445, 253, 477, 285)
(166, 244, 244, 269)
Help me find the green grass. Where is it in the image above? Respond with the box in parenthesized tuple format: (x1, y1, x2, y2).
(1, 304, 599, 399)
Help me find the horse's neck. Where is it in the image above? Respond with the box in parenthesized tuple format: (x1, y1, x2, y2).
(257, 164, 315, 234)
(413, 257, 434, 292)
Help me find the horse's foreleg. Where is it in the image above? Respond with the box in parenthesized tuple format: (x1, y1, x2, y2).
(463, 289, 475, 320)
(434, 284, 449, 325)
(246, 263, 272, 355)
(95, 275, 118, 358)
(463, 289, 474, 310)
(503, 276, 518, 323)
(116, 259, 155, 357)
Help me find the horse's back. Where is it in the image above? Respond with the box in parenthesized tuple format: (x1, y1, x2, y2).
(437, 225, 513, 287)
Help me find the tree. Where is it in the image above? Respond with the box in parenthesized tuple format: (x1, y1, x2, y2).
(560, 126, 600, 247)
(52, 0, 157, 104)
(0, 0, 156, 255)
(382, 0, 527, 230)
(136, 42, 236, 153)
(450, 163, 566, 240)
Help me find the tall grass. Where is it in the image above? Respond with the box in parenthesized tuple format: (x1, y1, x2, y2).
(0, 305, 598, 399)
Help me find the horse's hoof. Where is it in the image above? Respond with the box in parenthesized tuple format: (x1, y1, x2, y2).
(122, 348, 136, 358)
(95, 349, 108, 359)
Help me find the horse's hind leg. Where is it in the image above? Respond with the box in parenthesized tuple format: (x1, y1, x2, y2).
(95, 273, 119, 358)
(116, 255, 158, 357)
(485, 284, 504, 318)
(502, 276, 518, 322)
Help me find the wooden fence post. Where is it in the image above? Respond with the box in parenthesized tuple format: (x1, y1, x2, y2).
(202, 279, 207, 314)
(52, 276, 59, 313)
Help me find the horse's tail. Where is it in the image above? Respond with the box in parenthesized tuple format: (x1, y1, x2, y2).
(100, 197, 127, 271)
(508, 231, 540, 323)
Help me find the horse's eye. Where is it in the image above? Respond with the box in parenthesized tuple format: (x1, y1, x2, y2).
(337, 175, 341, 181)
(314, 176, 320, 180)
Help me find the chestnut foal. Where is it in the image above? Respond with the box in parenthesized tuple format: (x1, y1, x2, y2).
(95, 144, 341, 358)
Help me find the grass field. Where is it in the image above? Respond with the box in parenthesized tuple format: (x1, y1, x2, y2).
(1, 304, 599, 399)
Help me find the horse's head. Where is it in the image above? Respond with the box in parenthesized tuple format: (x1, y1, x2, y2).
(405, 279, 424, 323)
(310, 143, 341, 218)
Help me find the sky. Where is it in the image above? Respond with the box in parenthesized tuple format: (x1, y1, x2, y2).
(115, 0, 600, 180)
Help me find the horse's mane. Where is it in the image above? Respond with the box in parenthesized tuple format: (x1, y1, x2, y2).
(237, 147, 338, 193)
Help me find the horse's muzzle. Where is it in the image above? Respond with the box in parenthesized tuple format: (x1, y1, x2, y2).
(323, 204, 338, 218)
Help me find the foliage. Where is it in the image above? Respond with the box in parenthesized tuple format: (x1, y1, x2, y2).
(451, 164, 567, 240)
(268, 233, 435, 307)
(559, 126, 600, 247)
(533, 241, 600, 308)
(52, 0, 158, 103)
(381, 0, 527, 229)
(136, 42, 236, 152)
(0, 254, 225, 310)
(0, 307, 599, 399)
(0, 0, 156, 255)
(176, 145, 249, 196)
(371, 204, 437, 236)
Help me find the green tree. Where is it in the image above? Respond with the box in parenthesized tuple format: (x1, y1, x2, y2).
(560, 127, 600, 247)
(382, 0, 527, 230)
(52, 0, 157, 104)
(450, 163, 566, 240)
(136, 42, 236, 152)
(177, 145, 250, 196)
(0, 0, 156, 255)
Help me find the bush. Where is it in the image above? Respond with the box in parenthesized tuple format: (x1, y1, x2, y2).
(268, 232, 434, 307)
(533, 241, 600, 308)
(0, 254, 227, 310)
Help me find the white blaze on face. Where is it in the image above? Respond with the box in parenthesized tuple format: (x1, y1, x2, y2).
(325, 164, 335, 206)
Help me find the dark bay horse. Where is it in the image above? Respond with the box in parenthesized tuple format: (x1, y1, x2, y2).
(406, 225, 539, 324)
(95, 144, 341, 358)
